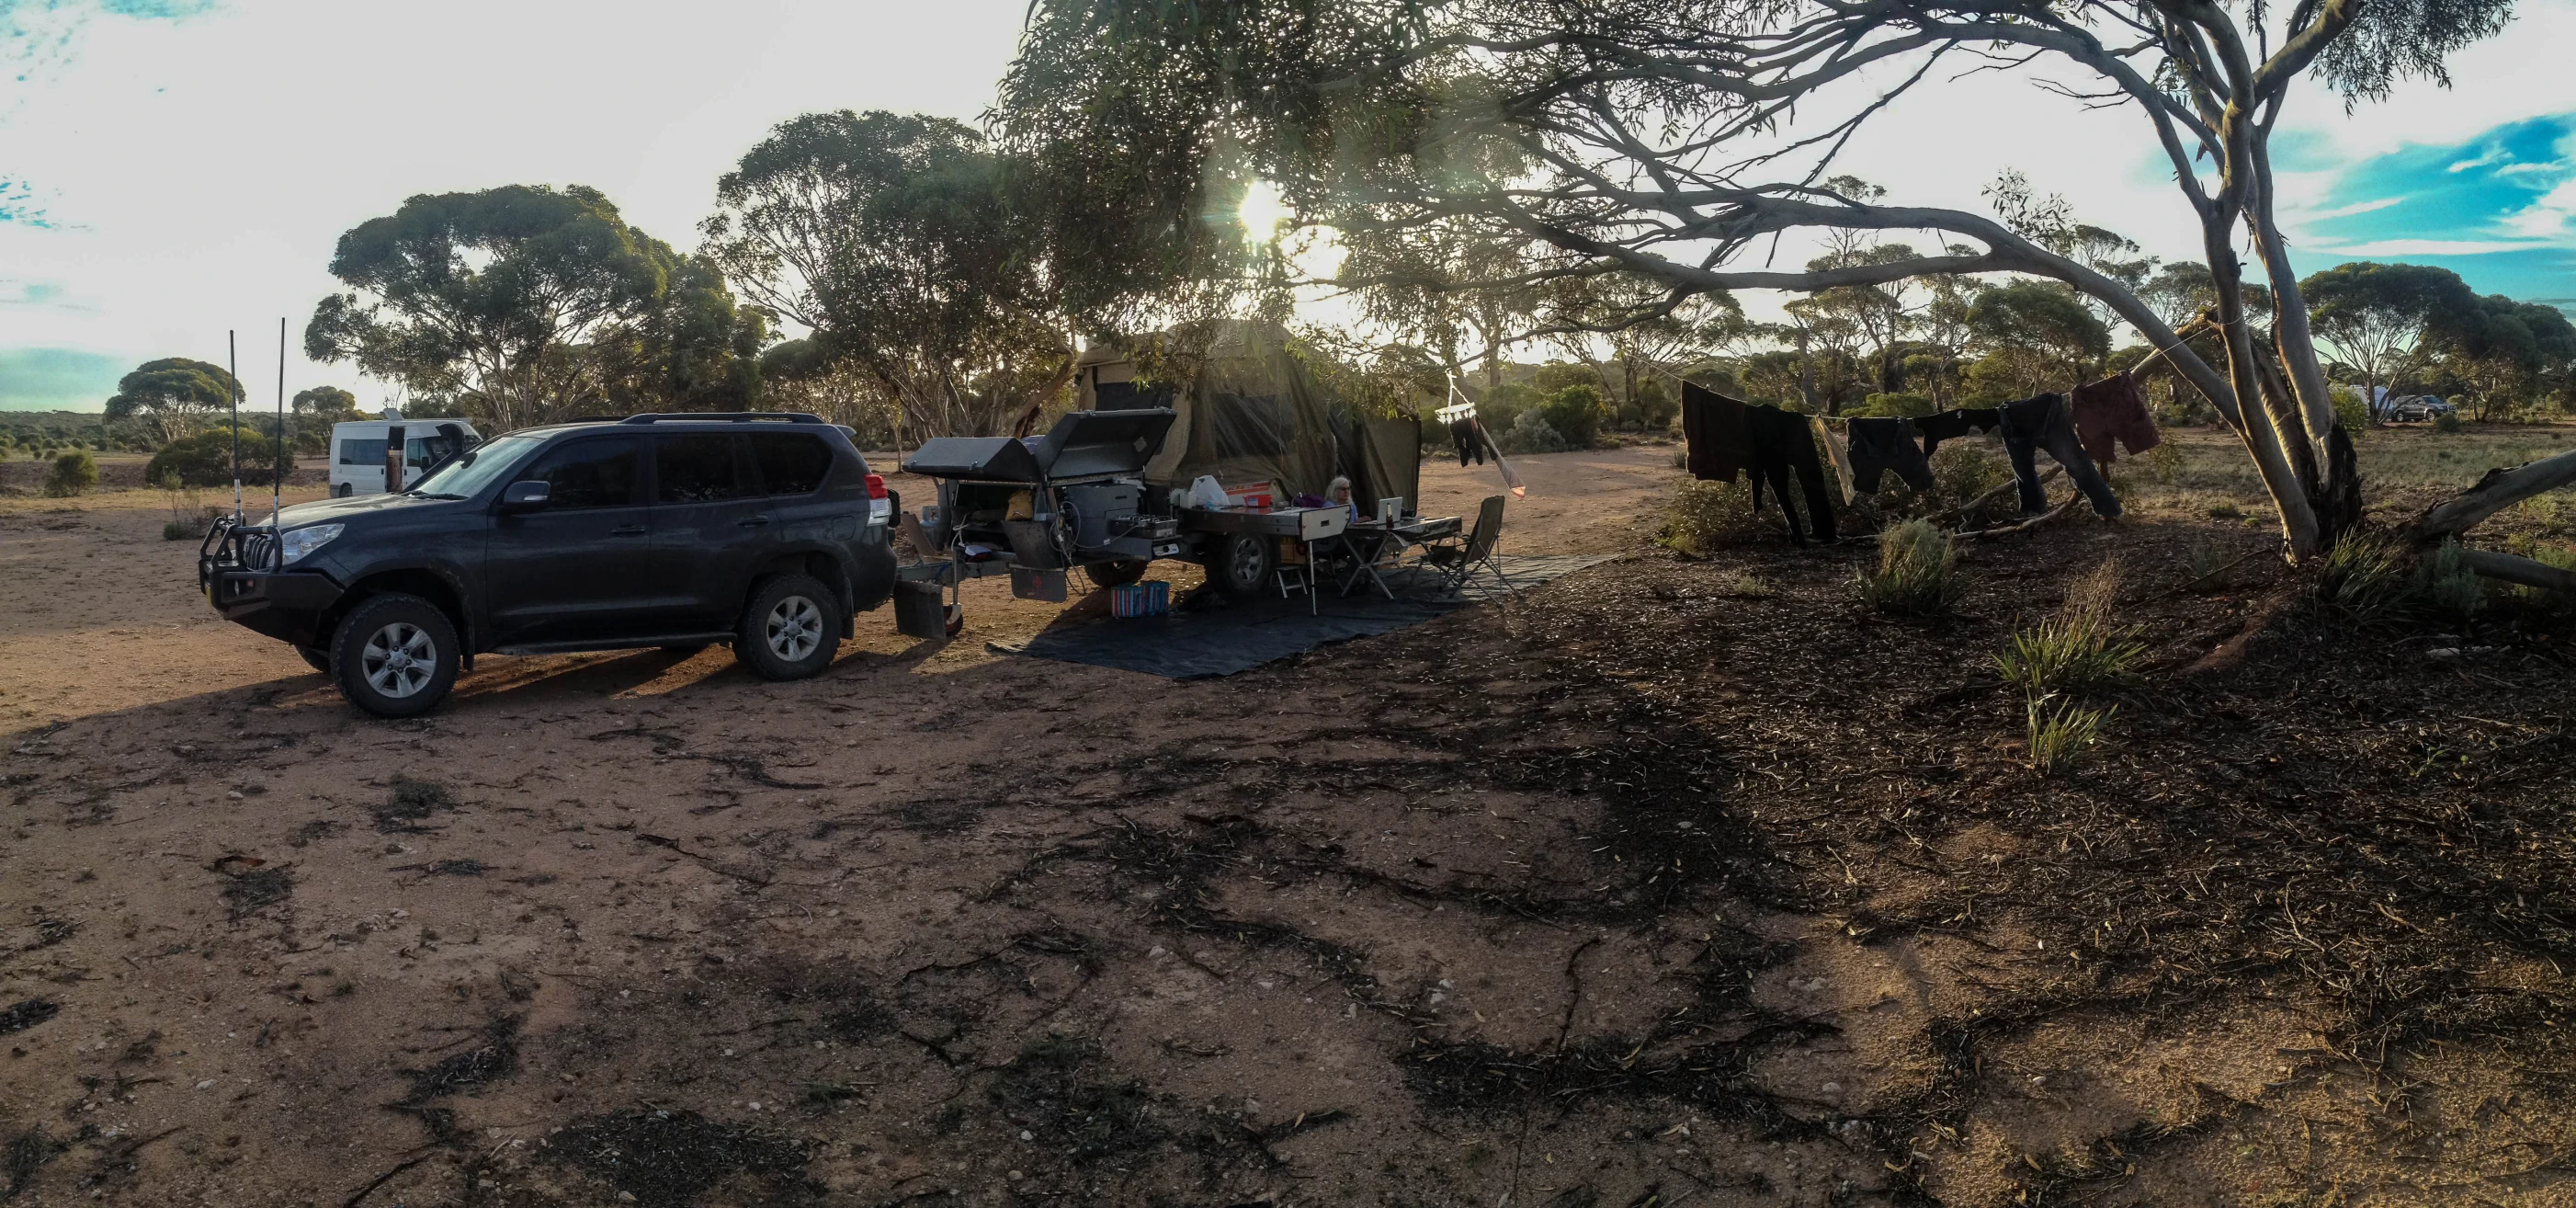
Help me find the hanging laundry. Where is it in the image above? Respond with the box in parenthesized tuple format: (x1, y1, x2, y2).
(1998, 393, 2121, 518)
(1810, 416, 1856, 505)
(2070, 371, 2162, 465)
(1450, 416, 1486, 466)
(1845, 416, 1936, 494)
(1747, 405, 1839, 544)
(1680, 382, 1753, 483)
(1912, 406, 2000, 460)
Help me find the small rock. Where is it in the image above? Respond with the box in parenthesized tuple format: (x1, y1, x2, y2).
(747, 1101, 761, 1111)
(618, 1193, 637, 1203)
(1008, 1170, 1024, 1180)
(1147, 946, 1167, 959)
(1821, 1082, 1842, 1094)
(195, 1079, 215, 1090)
(1255, 980, 1274, 990)
(225, 791, 244, 802)
(1019, 1130, 1034, 1142)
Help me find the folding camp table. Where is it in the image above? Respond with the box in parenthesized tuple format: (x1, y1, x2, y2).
(1333, 515, 1462, 599)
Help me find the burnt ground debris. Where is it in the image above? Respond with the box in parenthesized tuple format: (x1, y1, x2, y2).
(2, 457, 2572, 1204)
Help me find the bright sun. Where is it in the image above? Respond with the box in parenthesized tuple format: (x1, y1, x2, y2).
(1238, 178, 1288, 242)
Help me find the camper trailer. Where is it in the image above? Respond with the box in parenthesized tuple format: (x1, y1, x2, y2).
(327, 410, 482, 496)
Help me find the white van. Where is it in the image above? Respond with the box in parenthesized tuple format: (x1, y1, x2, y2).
(327, 410, 482, 496)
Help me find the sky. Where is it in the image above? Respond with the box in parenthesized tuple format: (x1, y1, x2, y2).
(2, 0, 2572, 412)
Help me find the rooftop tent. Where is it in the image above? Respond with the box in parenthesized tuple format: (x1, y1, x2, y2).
(902, 409, 1176, 483)
(1075, 325, 1399, 502)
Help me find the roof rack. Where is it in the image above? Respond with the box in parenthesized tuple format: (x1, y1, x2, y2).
(618, 412, 827, 425)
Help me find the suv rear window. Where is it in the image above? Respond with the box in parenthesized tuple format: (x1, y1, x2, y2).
(518, 437, 642, 508)
(749, 433, 834, 496)
(656, 434, 756, 504)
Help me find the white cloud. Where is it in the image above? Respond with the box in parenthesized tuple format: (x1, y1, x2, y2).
(2449, 148, 2508, 173)
(2310, 237, 2548, 256)
(2300, 196, 2408, 220)
(2499, 177, 2576, 238)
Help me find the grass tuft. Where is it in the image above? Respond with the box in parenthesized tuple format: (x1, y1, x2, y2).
(1995, 560, 2148, 695)
(1858, 518, 1962, 616)
(2026, 693, 2114, 776)
(2315, 530, 2414, 620)
(1661, 478, 1757, 557)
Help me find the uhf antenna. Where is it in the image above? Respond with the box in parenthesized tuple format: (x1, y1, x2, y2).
(273, 318, 286, 527)
(227, 330, 242, 520)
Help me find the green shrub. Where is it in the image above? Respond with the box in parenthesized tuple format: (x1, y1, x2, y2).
(1477, 382, 1541, 434)
(2432, 410, 2463, 434)
(2026, 693, 2114, 776)
(1662, 477, 1756, 556)
(1624, 380, 1677, 431)
(1538, 383, 1606, 447)
(2142, 439, 2184, 485)
(1859, 518, 1962, 615)
(1505, 409, 1571, 454)
(43, 449, 97, 496)
(2331, 386, 2370, 436)
(1853, 392, 1935, 418)
(2411, 538, 2483, 621)
(145, 427, 293, 488)
(1930, 441, 2005, 504)
(1995, 560, 2147, 696)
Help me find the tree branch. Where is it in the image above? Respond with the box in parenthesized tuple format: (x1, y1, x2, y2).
(2411, 450, 2576, 540)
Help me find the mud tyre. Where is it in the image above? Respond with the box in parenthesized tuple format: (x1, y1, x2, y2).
(734, 573, 839, 681)
(1207, 533, 1274, 601)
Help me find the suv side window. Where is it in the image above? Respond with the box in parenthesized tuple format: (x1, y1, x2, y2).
(748, 432, 834, 496)
(516, 437, 642, 509)
(656, 434, 755, 503)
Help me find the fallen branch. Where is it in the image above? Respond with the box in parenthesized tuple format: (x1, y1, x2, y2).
(2413, 449, 2576, 541)
(2458, 548, 2576, 595)
(1950, 492, 2081, 541)
(1932, 466, 2060, 529)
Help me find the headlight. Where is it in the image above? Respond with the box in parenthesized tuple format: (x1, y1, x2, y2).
(279, 523, 345, 564)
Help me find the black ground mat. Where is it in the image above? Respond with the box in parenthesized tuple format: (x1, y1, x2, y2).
(986, 553, 1619, 678)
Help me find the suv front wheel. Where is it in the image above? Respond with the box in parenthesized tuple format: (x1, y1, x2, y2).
(735, 573, 840, 681)
(332, 593, 460, 718)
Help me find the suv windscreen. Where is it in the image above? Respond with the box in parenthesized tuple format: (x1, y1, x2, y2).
(516, 437, 643, 508)
(407, 434, 541, 498)
(656, 434, 755, 503)
(748, 432, 834, 495)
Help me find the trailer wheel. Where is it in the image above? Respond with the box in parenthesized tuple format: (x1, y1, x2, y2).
(1208, 533, 1275, 600)
(1083, 559, 1150, 589)
(944, 603, 965, 638)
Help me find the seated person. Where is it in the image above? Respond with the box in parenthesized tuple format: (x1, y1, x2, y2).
(1327, 476, 1359, 522)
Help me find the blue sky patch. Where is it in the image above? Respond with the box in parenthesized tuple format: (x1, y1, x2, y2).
(0, 347, 125, 410)
(2292, 113, 2576, 301)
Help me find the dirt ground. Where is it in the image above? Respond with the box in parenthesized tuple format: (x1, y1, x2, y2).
(2, 430, 2571, 1207)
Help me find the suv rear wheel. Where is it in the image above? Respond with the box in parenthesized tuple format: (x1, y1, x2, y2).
(332, 593, 460, 718)
(735, 573, 840, 681)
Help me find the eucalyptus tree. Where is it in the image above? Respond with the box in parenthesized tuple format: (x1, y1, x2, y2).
(1002, 0, 2576, 575)
(106, 358, 240, 444)
(702, 110, 1078, 438)
(2301, 261, 2478, 418)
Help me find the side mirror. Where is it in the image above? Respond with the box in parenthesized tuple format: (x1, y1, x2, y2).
(499, 480, 551, 512)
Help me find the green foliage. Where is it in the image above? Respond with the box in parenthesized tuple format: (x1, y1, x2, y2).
(145, 427, 293, 489)
(1477, 382, 1540, 433)
(2411, 538, 2484, 621)
(2432, 409, 2463, 433)
(1661, 478, 1756, 556)
(703, 110, 1067, 437)
(1504, 408, 1570, 453)
(1537, 383, 1604, 447)
(2502, 541, 2575, 617)
(2142, 439, 2185, 485)
(1852, 392, 1935, 418)
(310, 184, 764, 431)
(1968, 281, 2111, 385)
(106, 358, 240, 445)
(1622, 379, 1677, 431)
(2331, 385, 2371, 437)
(43, 449, 97, 497)
(1529, 363, 1596, 394)
(1930, 440, 2005, 504)
(2025, 694, 2114, 776)
(1995, 561, 2147, 696)
(1859, 518, 1962, 616)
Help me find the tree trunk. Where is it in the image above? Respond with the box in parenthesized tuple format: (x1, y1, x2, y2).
(2412, 449, 2576, 539)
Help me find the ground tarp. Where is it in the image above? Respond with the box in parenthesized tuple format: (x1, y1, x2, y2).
(983, 554, 1618, 678)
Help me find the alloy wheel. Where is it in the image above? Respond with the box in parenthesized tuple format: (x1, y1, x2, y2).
(765, 595, 823, 662)
(361, 622, 437, 699)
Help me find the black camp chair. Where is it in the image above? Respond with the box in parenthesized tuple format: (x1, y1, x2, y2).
(1418, 495, 1511, 598)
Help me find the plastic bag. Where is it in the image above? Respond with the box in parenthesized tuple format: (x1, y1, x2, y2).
(1187, 475, 1230, 509)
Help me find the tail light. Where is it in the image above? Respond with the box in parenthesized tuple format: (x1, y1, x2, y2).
(864, 473, 889, 499)
(865, 473, 891, 525)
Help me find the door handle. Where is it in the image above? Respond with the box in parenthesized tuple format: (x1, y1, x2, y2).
(610, 525, 647, 537)
(737, 516, 774, 528)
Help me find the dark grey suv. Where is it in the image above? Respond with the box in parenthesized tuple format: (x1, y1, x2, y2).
(199, 413, 898, 717)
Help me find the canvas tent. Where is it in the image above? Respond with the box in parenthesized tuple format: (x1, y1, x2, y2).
(1074, 324, 1420, 512)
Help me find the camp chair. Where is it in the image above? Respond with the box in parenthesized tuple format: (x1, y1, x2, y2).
(1418, 495, 1511, 598)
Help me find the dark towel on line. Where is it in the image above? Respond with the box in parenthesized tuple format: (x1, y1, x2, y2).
(2070, 372, 2162, 465)
(1680, 382, 1752, 484)
(1449, 417, 1486, 466)
(1912, 406, 2000, 460)
(1998, 393, 2121, 518)
(1845, 416, 1935, 494)
(1746, 405, 1839, 544)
